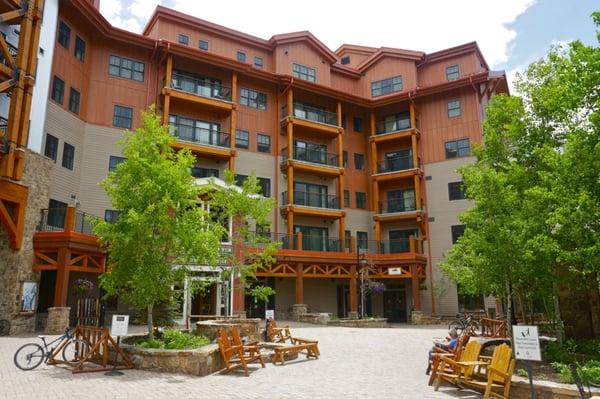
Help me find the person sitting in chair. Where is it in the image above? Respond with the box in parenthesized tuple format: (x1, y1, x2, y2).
(426, 328, 459, 375)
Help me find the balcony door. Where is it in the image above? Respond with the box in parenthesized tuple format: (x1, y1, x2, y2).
(387, 188, 415, 213)
(295, 140, 327, 165)
(195, 120, 220, 146)
(294, 102, 325, 124)
(383, 111, 410, 133)
(295, 225, 328, 251)
(385, 148, 412, 171)
(389, 229, 418, 253)
(294, 181, 328, 208)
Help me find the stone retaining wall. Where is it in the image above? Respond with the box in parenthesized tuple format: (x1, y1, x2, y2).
(298, 313, 330, 325)
(327, 318, 388, 328)
(195, 318, 261, 342)
(510, 378, 600, 398)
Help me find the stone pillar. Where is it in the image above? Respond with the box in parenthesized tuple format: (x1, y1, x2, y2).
(291, 304, 307, 321)
(411, 310, 424, 325)
(46, 307, 70, 333)
(348, 311, 359, 320)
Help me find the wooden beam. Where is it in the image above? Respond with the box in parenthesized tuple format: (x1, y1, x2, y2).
(336, 101, 342, 127)
(0, 8, 23, 25)
(414, 174, 421, 211)
(409, 101, 416, 129)
(53, 248, 70, 307)
(229, 71, 237, 154)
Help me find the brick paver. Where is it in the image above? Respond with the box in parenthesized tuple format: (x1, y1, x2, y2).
(0, 324, 481, 398)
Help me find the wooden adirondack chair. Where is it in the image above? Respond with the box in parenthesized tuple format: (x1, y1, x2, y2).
(217, 327, 264, 376)
(267, 320, 293, 343)
(428, 331, 470, 385)
(231, 325, 265, 364)
(432, 340, 482, 388)
(448, 343, 515, 399)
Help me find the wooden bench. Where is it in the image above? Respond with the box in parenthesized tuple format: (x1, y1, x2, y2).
(272, 340, 320, 365)
(217, 327, 264, 376)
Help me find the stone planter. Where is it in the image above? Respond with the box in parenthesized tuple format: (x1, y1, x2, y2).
(298, 313, 330, 325)
(327, 318, 388, 328)
(195, 318, 261, 342)
(510, 377, 600, 398)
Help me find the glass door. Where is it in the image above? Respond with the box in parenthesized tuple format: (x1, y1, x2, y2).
(385, 148, 412, 171)
(389, 229, 418, 253)
(195, 120, 220, 146)
(294, 181, 328, 208)
(387, 188, 415, 213)
(295, 225, 328, 251)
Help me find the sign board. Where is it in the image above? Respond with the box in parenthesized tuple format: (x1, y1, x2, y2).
(265, 310, 274, 320)
(513, 325, 541, 361)
(111, 315, 129, 337)
(388, 267, 402, 276)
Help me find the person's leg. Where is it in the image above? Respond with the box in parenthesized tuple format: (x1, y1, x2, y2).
(426, 349, 433, 374)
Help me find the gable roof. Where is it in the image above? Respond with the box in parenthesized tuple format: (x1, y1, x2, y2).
(268, 31, 338, 64)
(420, 41, 489, 70)
(356, 47, 425, 72)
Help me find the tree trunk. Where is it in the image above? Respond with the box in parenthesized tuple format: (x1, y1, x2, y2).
(147, 303, 154, 339)
(506, 279, 514, 345)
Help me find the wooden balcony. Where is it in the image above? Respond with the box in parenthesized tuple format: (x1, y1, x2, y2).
(373, 201, 426, 223)
(369, 126, 419, 145)
(280, 146, 343, 178)
(163, 72, 234, 116)
(280, 103, 342, 138)
(280, 191, 344, 219)
(169, 125, 235, 160)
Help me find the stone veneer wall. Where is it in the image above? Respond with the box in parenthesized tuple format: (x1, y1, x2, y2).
(0, 150, 52, 334)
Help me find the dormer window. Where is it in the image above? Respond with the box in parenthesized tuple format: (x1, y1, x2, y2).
(341, 56, 350, 65)
(446, 65, 459, 81)
(236, 51, 246, 62)
(371, 76, 402, 97)
(178, 34, 189, 45)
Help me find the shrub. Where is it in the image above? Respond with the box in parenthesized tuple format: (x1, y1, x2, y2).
(516, 368, 528, 378)
(135, 330, 210, 350)
(138, 339, 162, 349)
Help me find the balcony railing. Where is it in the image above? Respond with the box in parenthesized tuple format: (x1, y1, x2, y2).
(282, 103, 338, 127)
(0, 116, 8, 136)
(37, 208, 99, 235)
(359, 238, 423, 255)
(170, 124, 230, 148)
(282, 191, 340, 209)
(376, 119, 412, 135)
(0, 41, 17, 67)
(170, 73, 232, 102)
(377, 155, 414, 173)
(378, 199, 417, 214)
(281, 146, 339, 167)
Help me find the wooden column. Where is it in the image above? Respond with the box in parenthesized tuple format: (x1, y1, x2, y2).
(53, 248, 70, 307)
(349, 265, 358, 313)
(410, 264, 421, 311)
(296, 231, 303, 250)
(349, 236, 356, 254)
(286, 88, 293, 116)
(414, 174, 421, 211)
(375, 220, 381, 242)
(64, 206, 76, 232)
(163, 55, 173, 124)
(286, 90, 294, 238)
(373, 180, 379, 212)
(229, 72, 238, 171)
(411, 133, 419, 169)
(339, 215, 345, 249)
(409, 101, 416, 129)
(295, 264, 304, 304)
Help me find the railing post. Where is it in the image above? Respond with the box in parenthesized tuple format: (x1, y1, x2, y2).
(409, 235, 416, 253)
(296, 231, 302, 250)
(349, 236, 356, 254)
(64, 206, 76, 232)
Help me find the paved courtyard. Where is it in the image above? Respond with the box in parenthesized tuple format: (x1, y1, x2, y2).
(0, 324, 482, 399)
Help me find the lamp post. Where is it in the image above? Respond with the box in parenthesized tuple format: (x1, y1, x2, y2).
(357, 247, 368, 319)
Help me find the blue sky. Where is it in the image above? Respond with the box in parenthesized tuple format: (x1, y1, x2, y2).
(100, 0, 598, 88)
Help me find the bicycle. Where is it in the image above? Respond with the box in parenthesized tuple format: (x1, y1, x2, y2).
(13, 328, 91, 370)
(0, 319, 10, 336)
(448, 313, 480, 335)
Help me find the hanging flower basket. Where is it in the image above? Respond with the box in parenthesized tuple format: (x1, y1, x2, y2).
(72, 278, 95, 296)
(366, 281, 386, 294)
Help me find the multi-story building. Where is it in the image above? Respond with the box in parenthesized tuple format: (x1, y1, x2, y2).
(28, 0, 508, 327)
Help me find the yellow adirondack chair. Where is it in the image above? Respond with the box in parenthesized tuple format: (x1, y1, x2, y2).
(433, 340, 482, 389)
(465, 343, 515, 399)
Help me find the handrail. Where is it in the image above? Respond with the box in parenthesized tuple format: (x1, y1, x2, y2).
(376, 119, 412, 135)
(170, 72, 232, 101)
(377, 155, 414, 173)
(169, 123, 231, 148)
(281, 146, 339, 167)
(282, 191, 340, 209)
(37, 208, 101, 235)
(378, 198, 417, 214)
(281, 102, 338, 127)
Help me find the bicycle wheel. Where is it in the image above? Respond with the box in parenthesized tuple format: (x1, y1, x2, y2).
(0, 319, 10, 336)
(448, 321, 464, 335)
(62, 339, 91, 365)
(14, 343, 45, 370)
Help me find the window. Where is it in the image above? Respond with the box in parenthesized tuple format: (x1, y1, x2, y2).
(62, 142, 74, 170)
(68, 88, 80, 115)
(353, 117, 363, 132)
(451, 224, 466, 244)
(191, 167, 219, 178)
(257, 134, 270, 153)
(258, 177, 271, 197)
(112, 105, 133, 128)
(448, 181, 466, 201)
(341, 113, 347, 129)
(108, 155, 126, 172)
(341, 56, 350, 65)
(108, 55, 145, 82)
(236, 51, 246, 62)
(178, 34, 189, 45)
(445, 139, 470, 159)
(51, 76, 64, 104)
(446, 65, 460, 81)
(254, 56, 263, 68)
(44, 134, 59, 162)
(292, 63, 316, 82)
(343, 151, 348, 168)
(382, 112, 410, 133)
(371, 76, 402, 97)
(354, 153, 364, 170)
(387, 188, 416, 212)
(235, 129, 249, 149)
(240, 88, 267, 110)
(357, 231, 368, 250)
(356, 192, 366, 209)
(447, 99, 461, 118)
(198, 40, 208, 51)
(74, 35, 85, 62)
(57, 21, 70, 49)
(104, 210, 121, 224)
(344, 190, 350, 208)
(345, 230, 351, 249)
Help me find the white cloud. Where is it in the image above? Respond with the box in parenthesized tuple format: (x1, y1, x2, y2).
(101, 0, 536, 67)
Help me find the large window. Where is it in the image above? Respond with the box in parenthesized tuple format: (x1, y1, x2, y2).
(74, 35, 85, 62)
(354, 153, 364, 170)
(62, 142, 74, 170)
(292, 63, 316, 82)
(57, 21, 70, 49)
(44, 134, 58, 162)
(113, 105, 133, 128)
(168, 115, 224, 146)
(451, 224, 466, 244)
(446, 65, 460, 81)
(447, 99, 461, 118)
(235, 174, 271, 197)
(104, 210, 121, 224)
(108, 155, 126, 172)
(68, 88, 80, 115)
(448, 181, 466, 201)
(192, 167, 219, 178)
(51, 76, 64, 104)
(356, 192, 366, 209)
(240, 88, 267, 110)
(108, 55, 145, 82)
(445, 138, 470, 159)
(371, 76, 402, 97)
(235, 129, 249, 149)
(257, 134, 270, 153)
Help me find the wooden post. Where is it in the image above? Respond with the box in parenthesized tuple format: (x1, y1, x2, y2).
(411, 133, 419, 169)
(409, 235, 415, 253)
(287, 164, 294, 205)
(410, 264, 421, 311)
(287, 212, 294, 237)
(64, 206, 76, 232)
(414, 174, 421, 210)
(339, 216, 345, 250)
(349, 236, 356, 254)
(295, 264, 304, 304)
(296, 231, 303, 250)
(370, 111, 376, 137)
(163, 55, 173, 124)
(375, 221, 381, 243)
(337, 132, 343, 168)
(53, 248, 70, 307)
(349, 265, 358, 313)
(336, 101, 342, 127)
(230, 72, 237, 151)
(286, 88, 293, 117)
(409, 101, 416, 129)
(373, 180, 379, 212)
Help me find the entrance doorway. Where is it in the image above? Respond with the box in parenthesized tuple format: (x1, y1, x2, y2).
(190, 283, 217, 316)
(383, 286, 407, 322)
